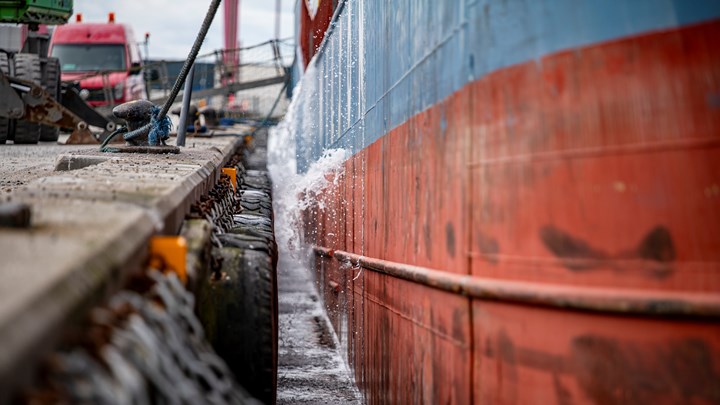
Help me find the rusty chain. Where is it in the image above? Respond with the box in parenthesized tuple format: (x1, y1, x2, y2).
(25, 270, 261, 404)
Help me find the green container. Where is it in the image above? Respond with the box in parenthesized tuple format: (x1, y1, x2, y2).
(0, 0, 73, 25)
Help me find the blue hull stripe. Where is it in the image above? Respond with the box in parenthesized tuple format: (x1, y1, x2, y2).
(293, 0, 720, 171)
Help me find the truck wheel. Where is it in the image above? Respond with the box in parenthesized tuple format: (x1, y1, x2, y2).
(0, 53, 10, 144)
(39, 57, 61, 142)
(197, 247, 278, 404)
(13, 54, 42, 144)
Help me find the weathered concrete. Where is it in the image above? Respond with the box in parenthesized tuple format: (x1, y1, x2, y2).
(0, 143, 98, 192)
(0, 135, 242, 396)
(54, 154, 110, 171)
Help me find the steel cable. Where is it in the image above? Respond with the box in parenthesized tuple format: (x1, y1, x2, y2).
(250, 78, 288, 137)
(100, 0, 222, 149)
(157, 0, 222, 122)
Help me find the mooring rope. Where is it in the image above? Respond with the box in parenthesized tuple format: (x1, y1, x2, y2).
(99, 127, 127, 150)
(147, 105, 173, 145)
(157, 0, 222, 123)
(101, 0, 222, 150)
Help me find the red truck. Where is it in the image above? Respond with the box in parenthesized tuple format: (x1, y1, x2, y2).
(49, 13, 147, 107)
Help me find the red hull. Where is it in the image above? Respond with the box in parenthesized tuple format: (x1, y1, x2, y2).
(303, 20, 720, 404)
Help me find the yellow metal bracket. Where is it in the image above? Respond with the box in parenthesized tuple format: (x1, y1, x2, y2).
(149, 236, 188, 284)
(222, 167, 237, 190)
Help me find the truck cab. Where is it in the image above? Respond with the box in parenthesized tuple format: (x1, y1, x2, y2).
(49, 13, 146, 107)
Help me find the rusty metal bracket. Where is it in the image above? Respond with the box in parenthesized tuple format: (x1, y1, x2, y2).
(4, 74, 96, 143)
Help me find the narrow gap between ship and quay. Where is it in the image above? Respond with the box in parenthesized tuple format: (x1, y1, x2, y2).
(466, 51, 477, 405)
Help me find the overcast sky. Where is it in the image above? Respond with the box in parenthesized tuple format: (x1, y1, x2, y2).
(73, 0, 296, 60)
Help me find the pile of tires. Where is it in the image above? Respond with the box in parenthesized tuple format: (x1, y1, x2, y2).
(196, 159, 278, 405)
(0, 52, 61, 144)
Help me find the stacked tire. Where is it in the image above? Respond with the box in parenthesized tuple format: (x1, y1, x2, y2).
(0, 53, 10, 144)
(11, 54, 42, 144)
(201, 162, 278, 405)
(39, 58, 61, 142)
(0, 53, 61, 144)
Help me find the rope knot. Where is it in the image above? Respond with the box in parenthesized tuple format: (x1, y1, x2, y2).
(148, 105, 173, 146)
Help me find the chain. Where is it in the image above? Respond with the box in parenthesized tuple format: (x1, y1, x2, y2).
(25, 271, 261, 405)
(22, 150, 272, 402)
(189, 174, 239, 245)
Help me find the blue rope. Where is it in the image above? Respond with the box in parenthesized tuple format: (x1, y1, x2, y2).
(148, 105, 172, 145)
(121, 105, 173, 146)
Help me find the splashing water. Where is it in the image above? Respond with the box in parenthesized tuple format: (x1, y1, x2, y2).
(268, 82, 362, 404)
(268, 81, 348, 257)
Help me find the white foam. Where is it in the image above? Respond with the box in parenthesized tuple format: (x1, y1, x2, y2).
(268, 81, 348, 257)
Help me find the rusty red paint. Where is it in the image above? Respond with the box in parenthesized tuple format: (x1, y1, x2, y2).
(473, 301, 720, 404)
(350, 266, 472, 404)
(303, 21, 720, 404)
(469, 21, 720, 292)
(298, 0, 336, 68)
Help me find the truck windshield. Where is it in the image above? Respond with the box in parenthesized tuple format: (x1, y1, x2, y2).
(51, 44, 126, 72)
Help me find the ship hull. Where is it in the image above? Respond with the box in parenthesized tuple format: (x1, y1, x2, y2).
(291, 1, 720, 403)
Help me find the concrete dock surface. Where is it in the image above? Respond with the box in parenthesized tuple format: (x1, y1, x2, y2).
(0, 134, 361, 403)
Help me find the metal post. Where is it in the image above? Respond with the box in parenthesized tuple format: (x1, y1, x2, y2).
(176, 64, 196, 147)
(143, 33, 151, 99)
(144, 33, 150, 65)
